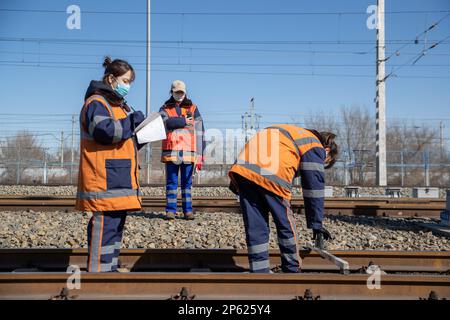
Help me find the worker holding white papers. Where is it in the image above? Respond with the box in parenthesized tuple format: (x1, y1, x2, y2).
(159, 80, 206, 221)
(134, 112, 167, 144)
(77, 57, 144, 273)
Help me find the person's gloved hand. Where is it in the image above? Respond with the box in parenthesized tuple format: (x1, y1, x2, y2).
(195, 156, 204, 172)
(131, 111, 145, 128)
(312, 227, 333, 250)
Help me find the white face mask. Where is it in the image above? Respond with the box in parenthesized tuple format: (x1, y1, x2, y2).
(173, 92, 185, 102)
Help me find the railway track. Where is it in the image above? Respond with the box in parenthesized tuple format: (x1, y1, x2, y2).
(2, 248, 450, 273)
(1, 195, 448, 299)
(0, 249, 449, 299)
(0, 196, 445, 217)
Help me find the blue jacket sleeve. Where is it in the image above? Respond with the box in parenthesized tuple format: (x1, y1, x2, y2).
(159, 106, 186, 131)
(84, 101, 143, 145)
(194, 107, 206, 157)
(299, 147, 326, 230)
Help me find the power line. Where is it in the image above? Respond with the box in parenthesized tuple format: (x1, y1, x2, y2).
(3, 112, 450, 122)
(1, 62, 449, 79)
(412, 34, 450, 65)
(2, 59, 450, 67)
(385, 12, 450, 62)
(381, 12, 450, 81)
(1, 8, 449, 15)
(386, 34, 450, 79)
(3, 48, 450, 57)
(1, 37, 449, 46)
(0, 113, 75, 116)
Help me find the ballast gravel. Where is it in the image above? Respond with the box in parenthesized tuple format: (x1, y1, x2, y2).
(0, 210, 448, 251)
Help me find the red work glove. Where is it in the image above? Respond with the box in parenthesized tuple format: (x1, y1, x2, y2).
(195, 156, 204, 172)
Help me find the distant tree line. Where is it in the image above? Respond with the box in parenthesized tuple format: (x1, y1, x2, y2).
(300, 105, 449, 186)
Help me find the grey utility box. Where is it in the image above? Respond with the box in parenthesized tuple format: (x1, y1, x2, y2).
(345, 186, 359, 198)
(441, 211, 450, 227)
(412, 187, 439, 198)
(385, 187, 401, 198)
(447, 189, 450, 210)
(324, 186, 334, 198)
(440, 190, 450, 227)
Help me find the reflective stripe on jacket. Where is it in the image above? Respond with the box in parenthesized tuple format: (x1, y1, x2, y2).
(76, 94, 141, 212)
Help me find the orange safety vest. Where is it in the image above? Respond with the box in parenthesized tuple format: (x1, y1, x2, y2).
(229, 124, 324, 200)
(161, 104, 198, 163)
(75, 94, 142, 212)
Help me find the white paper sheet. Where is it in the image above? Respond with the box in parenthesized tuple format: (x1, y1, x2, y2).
(134, 112, 166, 144)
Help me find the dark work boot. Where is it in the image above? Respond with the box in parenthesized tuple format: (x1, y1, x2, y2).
(184, 212, 194, 220)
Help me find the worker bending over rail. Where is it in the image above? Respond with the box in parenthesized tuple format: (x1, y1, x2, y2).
(229, 125, 338, 273)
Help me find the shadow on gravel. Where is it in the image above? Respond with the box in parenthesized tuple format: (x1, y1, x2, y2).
(127, 210, 166, 220)
(324, 214, 445, 237)
(128, 210, 206, 221)
(130, 248, 247, 273)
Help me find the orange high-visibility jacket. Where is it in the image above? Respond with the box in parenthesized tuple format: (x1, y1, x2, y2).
(76, 94, 142, 212)
(229, 124, 326, 201)
(160, 102, 203, 163)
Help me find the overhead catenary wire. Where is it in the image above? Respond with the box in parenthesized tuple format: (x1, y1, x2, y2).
(1, 62, 449, 79)
(381, 12, 450, 81)
(412, 34, 450, 65)
(1, 37, 449, 46)
(2, 59, 450, 68)
(1, 8, 450, 15)
(385, 33, 450, 80)
(384, 12, 450, 62)
(1, 7, 449, 155)
(2, 48, 450, 58)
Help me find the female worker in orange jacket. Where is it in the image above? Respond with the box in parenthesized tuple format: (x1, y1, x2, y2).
(159, 80, 205, 220)
(76, 57, 145, 272)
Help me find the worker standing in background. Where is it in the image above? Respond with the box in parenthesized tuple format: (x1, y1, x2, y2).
(76, 57, 145, 272)
(229, 125, 338, 273)
(159, 80, 205, 220)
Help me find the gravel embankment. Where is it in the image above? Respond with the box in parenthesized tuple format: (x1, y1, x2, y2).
(0, 185, 236, 197)
(0, 210, 448, 251)
(0, 185, 448, 198)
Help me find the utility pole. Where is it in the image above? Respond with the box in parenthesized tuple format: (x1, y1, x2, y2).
(145, 0, 152, 185)
(249, 98, 255, 130)
(375, 0, 387, 186)
(424, 150, 430, 187)
(440, 121, 444, 157)
(43, 149, 48, 185)
(400, 150, 404, 187)
(16, 143, 20, 185)
(70, 115, 76, 184)
(241, 97, 262, 143)
(60, 131, 64, 167)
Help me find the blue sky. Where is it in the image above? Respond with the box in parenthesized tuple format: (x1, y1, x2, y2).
(0, 0, 449, 152)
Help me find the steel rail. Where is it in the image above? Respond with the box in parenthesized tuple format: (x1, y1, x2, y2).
(0, 196, 444, 217)
(1, 249, 449, 273)
(0, 272, 449, 300)
(1, 249, 449, 299)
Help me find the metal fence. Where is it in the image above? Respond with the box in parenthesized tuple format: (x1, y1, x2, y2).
(1, 149, 449, 186)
